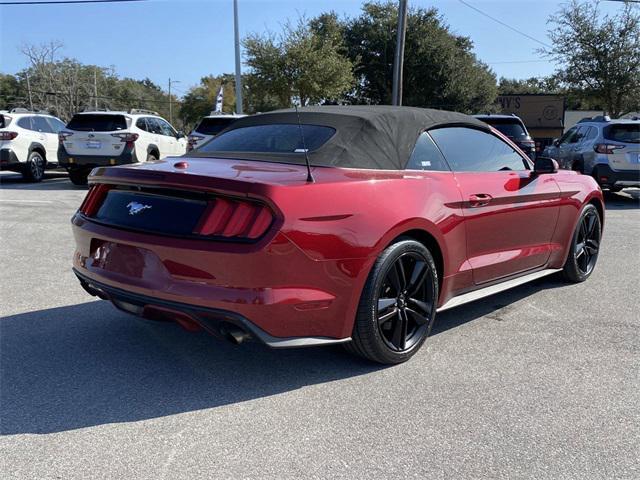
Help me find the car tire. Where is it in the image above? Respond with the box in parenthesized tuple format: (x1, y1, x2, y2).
(346, 239, 439, 364)
(562, 204, 601, 283)
(22, 151, 45, 182)
(68, 168, 89, 186)
(146, 153, 158, 162)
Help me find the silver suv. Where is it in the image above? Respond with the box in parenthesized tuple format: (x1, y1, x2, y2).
(543, 116, 639, 192)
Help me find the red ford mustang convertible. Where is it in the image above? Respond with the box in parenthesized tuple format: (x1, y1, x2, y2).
(72, 106, 603, 364)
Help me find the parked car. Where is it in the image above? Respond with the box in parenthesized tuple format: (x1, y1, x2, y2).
(0, 108, 67, 182)
(58, 109, 187, 185)
(187, 113, 245, 152)
(543, 116, 640, 192)
(474, 114, 536, 159)
(71, 106, 603, 364)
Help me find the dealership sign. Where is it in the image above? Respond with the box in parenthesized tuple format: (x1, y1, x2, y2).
(497, 94, 565, 128)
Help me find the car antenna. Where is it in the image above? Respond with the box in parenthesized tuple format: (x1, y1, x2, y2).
(294, 104, 314, 183)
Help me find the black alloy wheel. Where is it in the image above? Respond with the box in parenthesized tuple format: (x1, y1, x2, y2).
(376, 252, 433, 352)
(574, 208, 600, 276)
(347, 239, 438, 364)
(562, 204, 601, 283)
(23, 151, 45, 182)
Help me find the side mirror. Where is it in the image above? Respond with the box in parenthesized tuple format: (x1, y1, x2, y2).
(176, 131, 185, 139)
(552, 138, 560, 147)
(533, 156, 559, 175)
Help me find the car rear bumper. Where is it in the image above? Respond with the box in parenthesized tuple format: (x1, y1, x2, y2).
(0, 148, 22, 169)
(71, 213, 370, 342)
(74, 269, 351, 348)
(593, 164, 640, 188)
(58, 147, 137, 169)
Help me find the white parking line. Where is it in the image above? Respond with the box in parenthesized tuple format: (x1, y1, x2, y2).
(0, 199, 54, 204)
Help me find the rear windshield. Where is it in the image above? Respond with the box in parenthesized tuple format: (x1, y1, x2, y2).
(604, 124, 639, 144)
(195, 117, 238, 136)
(0, 114, 10, 128)
(199, 124, 336, 153)
(480, 119, 527, 139)
(67, 114, 128, 132)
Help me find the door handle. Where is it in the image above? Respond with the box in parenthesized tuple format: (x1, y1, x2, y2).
(469, 193, 493, 207)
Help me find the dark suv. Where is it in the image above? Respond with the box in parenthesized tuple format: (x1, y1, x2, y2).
(474, 114, 536, 159)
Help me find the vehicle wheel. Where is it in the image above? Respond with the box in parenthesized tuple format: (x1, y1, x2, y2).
(346, 239, 438, 364)
(68, 168, 89, 186)
(562, 204, 601, 283)
(22, 151, 45, 182)
(146, 153, 158, 162)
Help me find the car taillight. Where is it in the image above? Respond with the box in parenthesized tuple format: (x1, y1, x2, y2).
(111, 132, 139, 148)
(59, 131, 73, 144)
(594, 143, 624, 154)
(187, 134, 204, 152)
(193, 198, 274, 240)
(0, 131, 18, 141)
(79, 184, 112, 216)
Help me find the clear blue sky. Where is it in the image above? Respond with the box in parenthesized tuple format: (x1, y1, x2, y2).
(0, 0, 626, 97)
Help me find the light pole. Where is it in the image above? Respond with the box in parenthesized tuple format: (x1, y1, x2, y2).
(168, 78, 180, 124)
(233, 0, 243, 114)
(391, 0, 408, 106)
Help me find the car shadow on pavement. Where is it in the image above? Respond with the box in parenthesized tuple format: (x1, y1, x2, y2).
(0, 172, 85, 191)
(0, 300, 381, 435)
(1, 276, 567, 436)
(604, 189, 640, 210)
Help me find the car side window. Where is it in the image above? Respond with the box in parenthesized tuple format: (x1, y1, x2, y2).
(136, 118, 148, 132)
(406, 132, 450, 171)
(558, 127, 577, 145)
(33, 116, 54, 133)
(570, 126, 587, 144)
(46, 117, 66, 133)
(157, 118, 177, 137)
(146, 117, 162, 134)
(17, 116, 34, 130)
(585, 126, 598, 142)
(429, 127, 529, 172)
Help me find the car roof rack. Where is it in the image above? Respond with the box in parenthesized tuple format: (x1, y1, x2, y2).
(578, 115, 611, 123)
(130, 108, 159, 116)
(9, 107, 50, 114)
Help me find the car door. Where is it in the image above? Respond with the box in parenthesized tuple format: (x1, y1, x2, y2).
(429, 126, 561, 285)
(145, 117, 163, 159)
(157, 118, 181, 156)
(554, 127, 581, 169)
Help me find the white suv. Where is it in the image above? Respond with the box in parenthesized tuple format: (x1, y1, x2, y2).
(58, 109, 187, 185)
(0, 108, 67, 182)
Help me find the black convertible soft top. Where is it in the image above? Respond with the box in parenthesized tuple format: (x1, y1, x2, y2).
(192, 105, 489, 170)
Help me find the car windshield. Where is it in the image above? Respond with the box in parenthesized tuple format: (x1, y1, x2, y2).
(483, 119, 527, 139)
(67, 114, 128, 132)
(198, 124, 336, 153)
(604, 124, 639, 144)
(195, 117, 238, 136)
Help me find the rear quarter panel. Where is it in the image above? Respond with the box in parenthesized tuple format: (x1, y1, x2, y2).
(265, 168, 469, 308)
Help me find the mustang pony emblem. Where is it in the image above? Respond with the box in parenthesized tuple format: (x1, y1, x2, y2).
(126, 201, 152, 216)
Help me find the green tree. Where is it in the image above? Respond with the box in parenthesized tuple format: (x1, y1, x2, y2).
(180, 74, 237, 128)
(0, 74, 23, 110)
(243, 16, 354, 107)
(343, 1, 497, 113)
(542, 0, 640, 117)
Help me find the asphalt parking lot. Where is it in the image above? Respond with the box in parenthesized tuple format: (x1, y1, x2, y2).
(1, 171, 638, 480)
